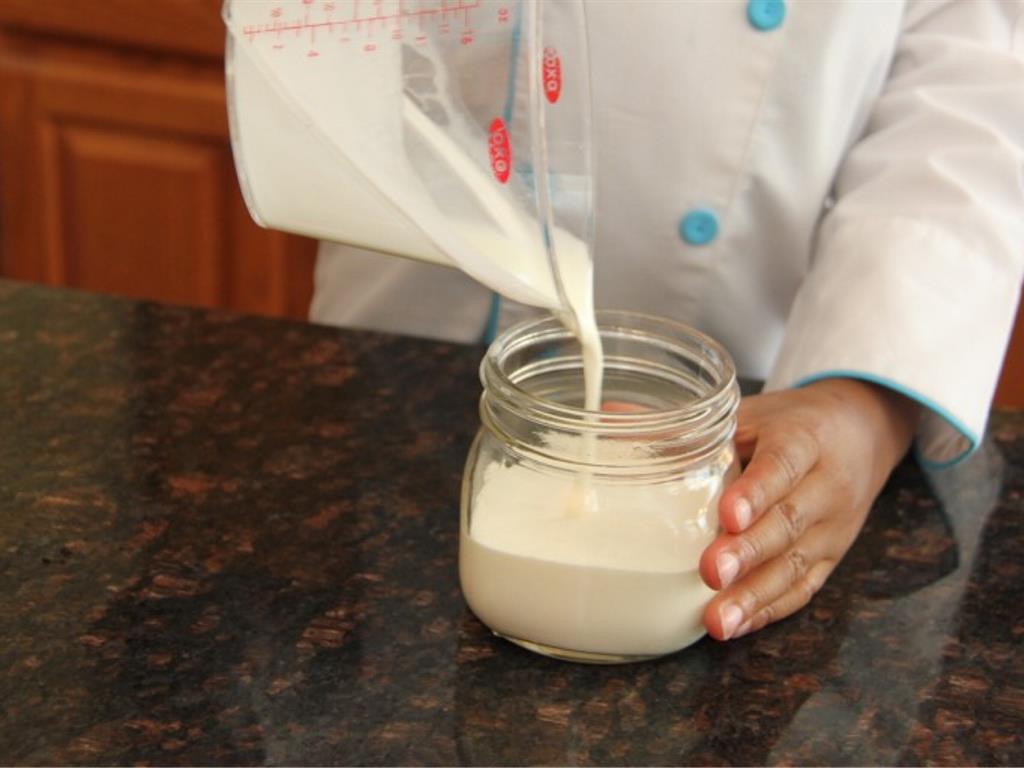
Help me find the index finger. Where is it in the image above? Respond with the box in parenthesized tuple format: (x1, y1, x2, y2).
(719, 426, 819, 533)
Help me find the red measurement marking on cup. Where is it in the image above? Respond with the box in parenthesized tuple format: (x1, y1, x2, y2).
(242, 0, 482, 52)
(542, 46, 561, 104)
(488, 118, 511, 184)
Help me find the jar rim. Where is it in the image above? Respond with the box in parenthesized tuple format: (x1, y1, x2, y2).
(481, 310, 739, 437)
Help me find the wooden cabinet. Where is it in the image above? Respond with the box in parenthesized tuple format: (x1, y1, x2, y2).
(0, 1, 1020, 406)
(995, 301, 1024, 408)
(0, 0, 316, 319)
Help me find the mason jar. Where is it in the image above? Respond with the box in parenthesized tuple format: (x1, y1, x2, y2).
(459, 311, 740, 664)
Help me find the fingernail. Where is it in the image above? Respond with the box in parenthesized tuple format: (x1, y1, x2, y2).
(716, 551, 740, 589)
(734, 618, 753, 638)
(734, 497, 752, 530)
(719, 603, 744, 640)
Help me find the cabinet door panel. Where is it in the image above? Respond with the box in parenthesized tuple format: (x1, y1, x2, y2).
(56, 125, 225, 305)
(227, 187, 318, 319)
(0, 32, 315, 318)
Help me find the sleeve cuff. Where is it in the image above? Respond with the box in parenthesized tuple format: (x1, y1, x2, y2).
(766, 217, 1019, 470)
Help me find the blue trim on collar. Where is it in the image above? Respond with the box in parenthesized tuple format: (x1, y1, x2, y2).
(482, 293, 502, 345)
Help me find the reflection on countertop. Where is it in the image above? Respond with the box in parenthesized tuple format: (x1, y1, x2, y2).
(0, 280, 1021, 766)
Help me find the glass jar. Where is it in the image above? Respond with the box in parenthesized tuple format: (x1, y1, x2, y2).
(459, 311, 740, 664)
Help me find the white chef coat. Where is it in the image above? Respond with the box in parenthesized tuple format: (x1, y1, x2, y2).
(311, 0, 1024, 467)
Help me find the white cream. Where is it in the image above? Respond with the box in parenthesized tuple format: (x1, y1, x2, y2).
(460, 439, 730, 658)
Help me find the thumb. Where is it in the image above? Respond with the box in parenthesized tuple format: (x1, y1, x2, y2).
(734, 394, 771, 462)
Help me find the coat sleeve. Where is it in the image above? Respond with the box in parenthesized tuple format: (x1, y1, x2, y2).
(765, 0, 1024, 467)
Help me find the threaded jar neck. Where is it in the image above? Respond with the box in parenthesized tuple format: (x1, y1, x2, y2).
(479, 311, 739, 477)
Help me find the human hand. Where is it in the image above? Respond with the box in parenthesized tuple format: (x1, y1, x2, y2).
(700, 377, 920, 640)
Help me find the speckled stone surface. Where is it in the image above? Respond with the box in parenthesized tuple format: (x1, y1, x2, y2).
(0, 279, 1021, 766)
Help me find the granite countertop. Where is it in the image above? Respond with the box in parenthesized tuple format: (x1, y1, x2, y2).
(0, 280, 1021, 766)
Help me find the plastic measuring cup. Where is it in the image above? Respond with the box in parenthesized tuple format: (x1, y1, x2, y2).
(224, 0, 594, 315)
